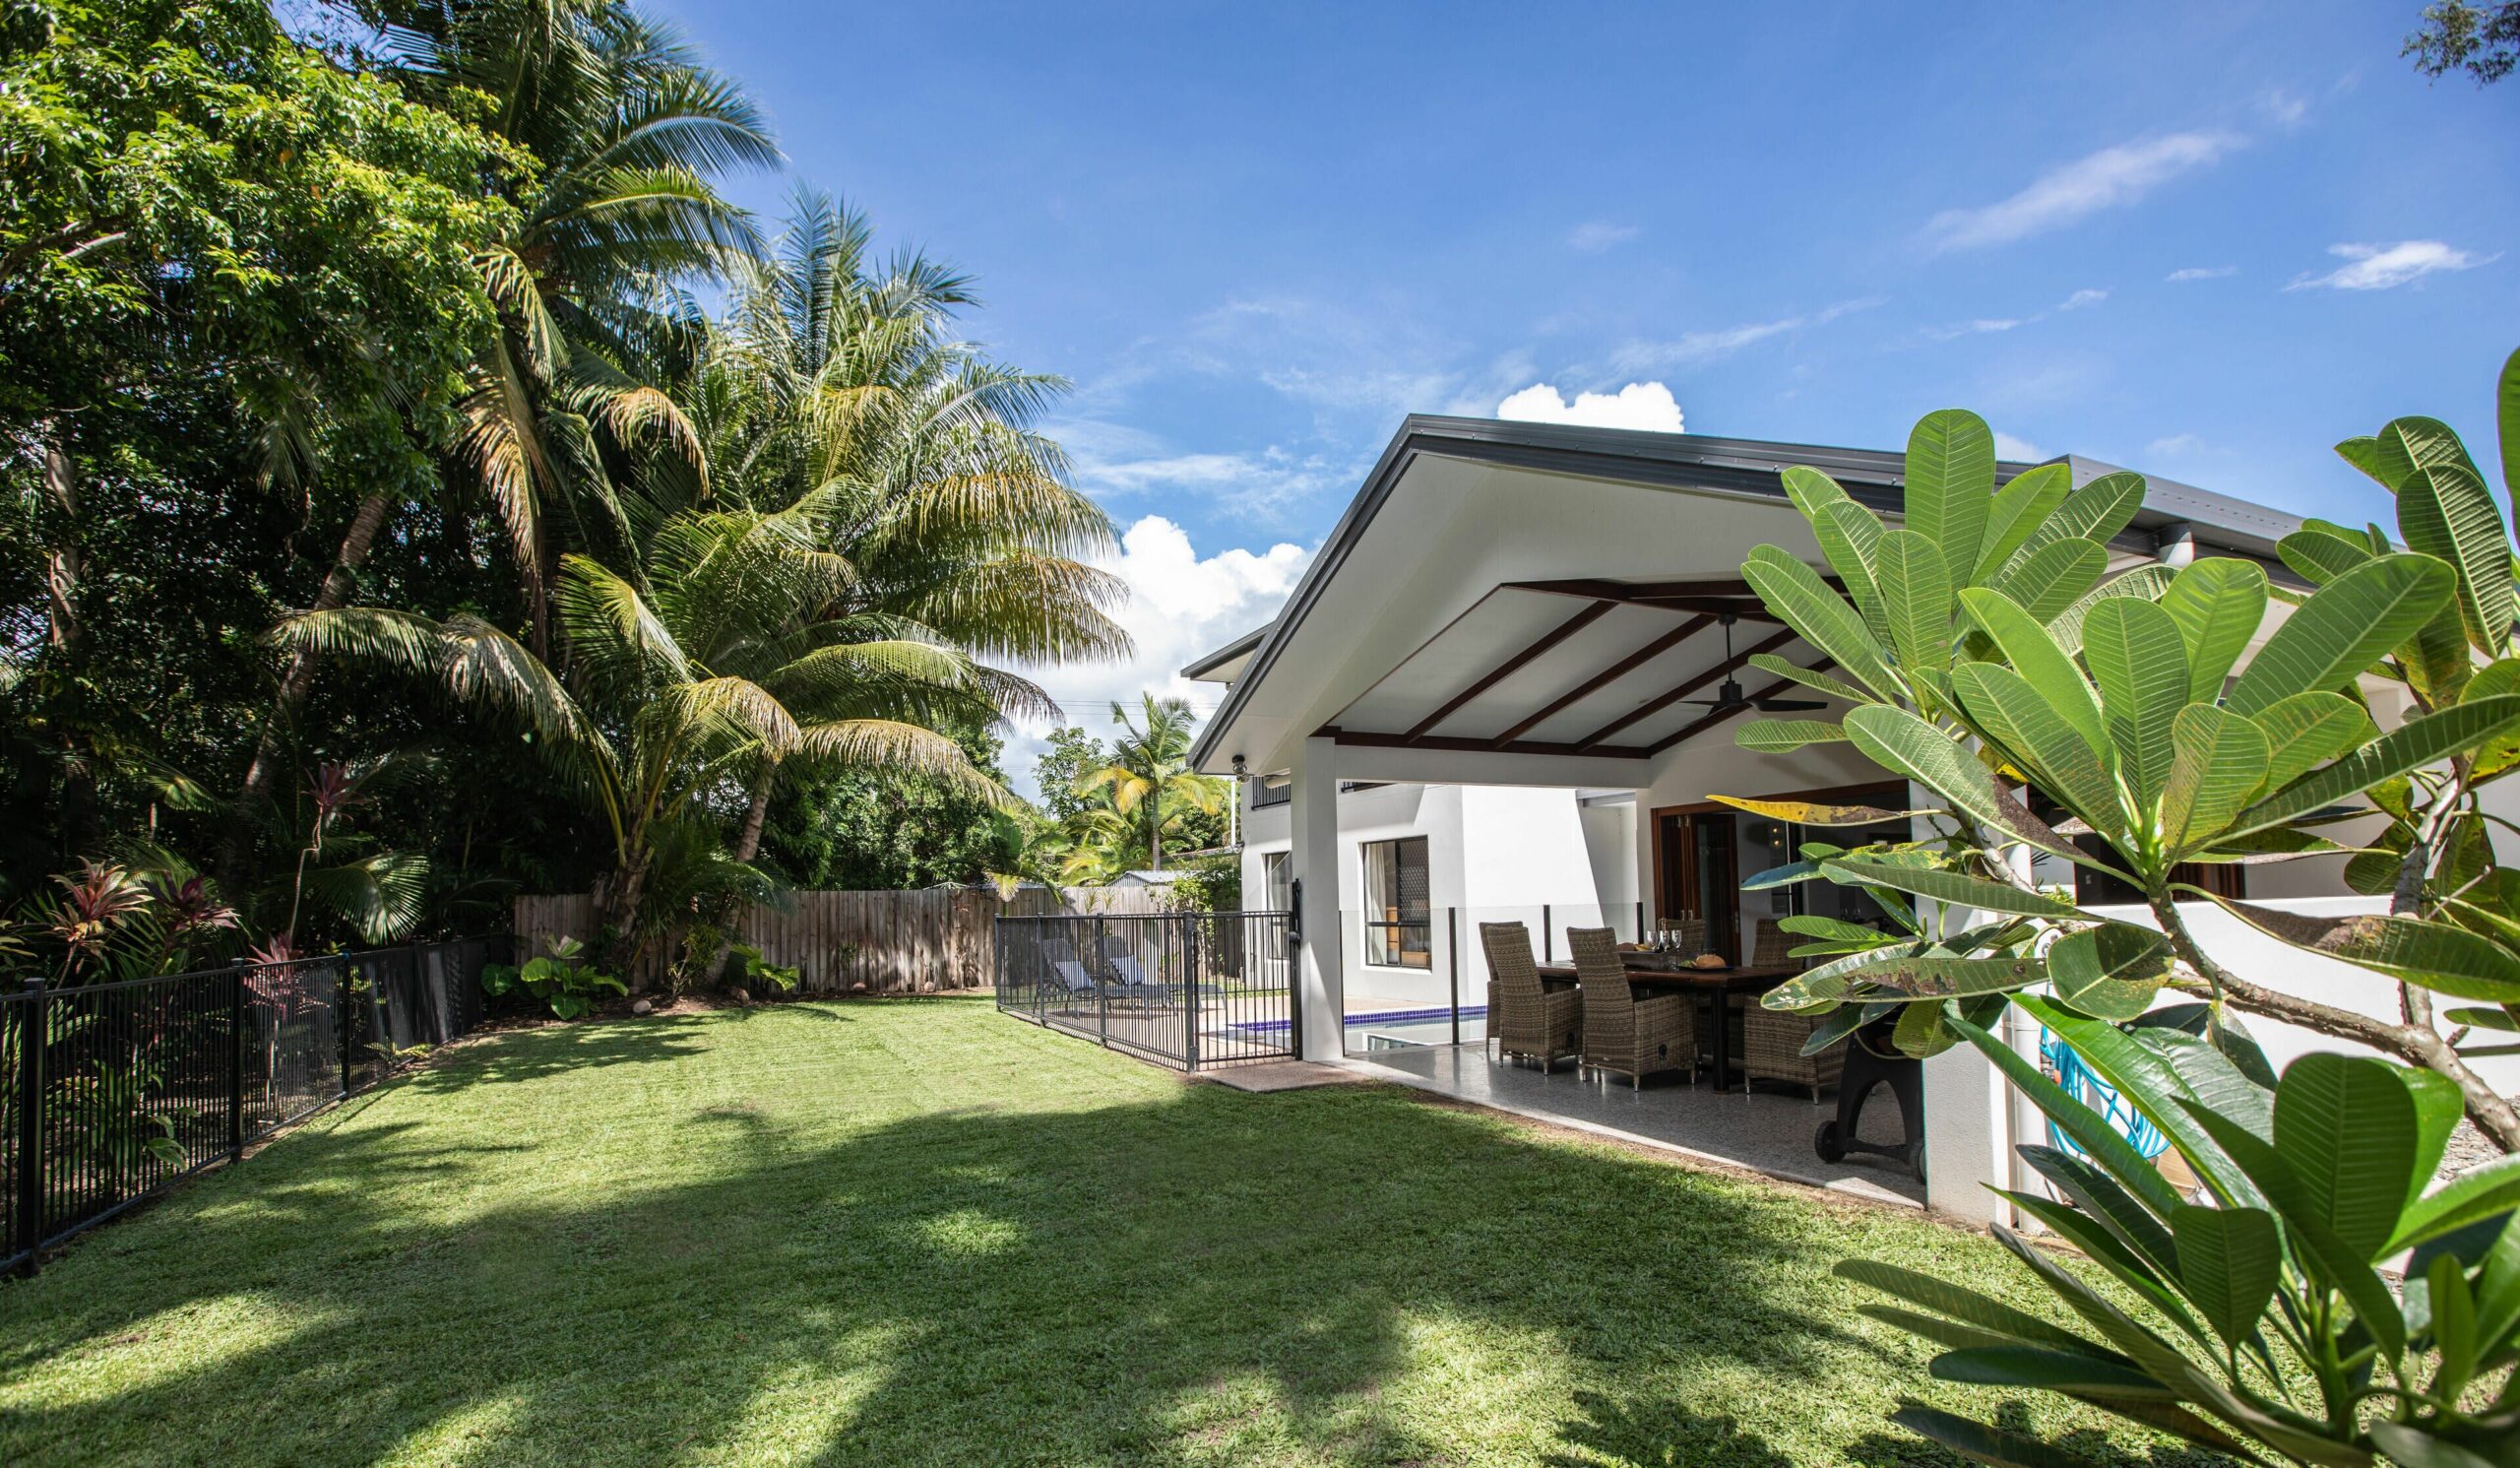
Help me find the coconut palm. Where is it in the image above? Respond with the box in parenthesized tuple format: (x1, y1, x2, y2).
(1074, 695, 1226, 873)
(223, 0, 776, 889)
(677, 190, 1132, 853)
(278, 499, 1016, 962)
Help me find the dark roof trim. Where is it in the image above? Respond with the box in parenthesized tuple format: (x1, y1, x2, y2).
(1179, 622, 1271, 681)
(1187, 415, 2312, 770)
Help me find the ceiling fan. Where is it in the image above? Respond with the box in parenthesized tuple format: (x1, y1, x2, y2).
(1675, 611, 1826, 713)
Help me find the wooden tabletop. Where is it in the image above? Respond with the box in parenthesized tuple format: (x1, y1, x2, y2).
(1535, 961, 1801, 990)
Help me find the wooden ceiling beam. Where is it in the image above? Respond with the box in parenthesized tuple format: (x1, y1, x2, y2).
(1486, 612, 1716, 746)
(1572, 624, 1800, 752)
(1327, 728, 1657, 760)
(1399, 600, 1612, 742)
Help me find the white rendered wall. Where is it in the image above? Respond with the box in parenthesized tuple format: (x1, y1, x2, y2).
(1579, 800, 1639, 913)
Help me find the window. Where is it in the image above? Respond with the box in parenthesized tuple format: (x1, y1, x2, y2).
(1361, 837, 1430, 968)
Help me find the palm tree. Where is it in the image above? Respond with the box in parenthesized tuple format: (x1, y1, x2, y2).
(680, 190, 1132, 855)
(280, 500, 1014, 962)
(223, 0, 776, 890)
(1075, 695, 1226, 873)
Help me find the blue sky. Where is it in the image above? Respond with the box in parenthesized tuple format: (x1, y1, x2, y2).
(651, 0, 2518, 788)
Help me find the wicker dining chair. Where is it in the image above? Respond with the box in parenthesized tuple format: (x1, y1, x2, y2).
(1748, 920, 1797, 968)
(1657, 917, 1709, 955)
(1739, 921, 1845, 1101)
(1568, 926, 1695, 1089)
(1480, 922, 1582, 1074)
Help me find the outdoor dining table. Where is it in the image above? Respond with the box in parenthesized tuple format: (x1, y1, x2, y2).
(1535, 959, 1803, 1092)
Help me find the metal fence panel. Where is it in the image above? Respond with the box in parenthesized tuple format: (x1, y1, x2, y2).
(3, 935, 508, 1276)
(992, 912, 1295, 1070)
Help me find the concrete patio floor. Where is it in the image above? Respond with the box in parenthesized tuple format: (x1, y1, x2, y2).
(1343, 1043, 1927, 1208)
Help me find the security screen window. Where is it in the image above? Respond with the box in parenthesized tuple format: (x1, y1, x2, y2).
(1361, 836, 1430, 968)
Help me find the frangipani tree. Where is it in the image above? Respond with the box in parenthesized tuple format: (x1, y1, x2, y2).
(1728, 352, 2520, 1150)
(1722, 351, 2520, 1467)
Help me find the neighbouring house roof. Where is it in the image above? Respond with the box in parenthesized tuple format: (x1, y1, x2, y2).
(1181, 623, 1271, 684)
(1111, 869, 1182, 886)
(1181, 415, 2314, 785)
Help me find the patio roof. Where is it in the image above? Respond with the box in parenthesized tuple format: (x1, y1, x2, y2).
(1184, 415, 2310, 788)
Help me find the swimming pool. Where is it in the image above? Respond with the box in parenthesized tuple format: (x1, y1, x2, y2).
(1215, 1006, 1486, 1051)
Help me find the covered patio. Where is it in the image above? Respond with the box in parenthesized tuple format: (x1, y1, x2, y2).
(1183, 414, 2302, 1219)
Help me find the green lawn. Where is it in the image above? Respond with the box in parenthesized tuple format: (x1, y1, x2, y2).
(0, 998, 2216, 1468)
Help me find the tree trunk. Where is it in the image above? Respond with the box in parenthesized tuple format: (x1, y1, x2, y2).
(220, 491, 397, 896)
(732, 764, 775, 863)
(2150, 894, 2520, 1153)
(41, 430, 99, 857)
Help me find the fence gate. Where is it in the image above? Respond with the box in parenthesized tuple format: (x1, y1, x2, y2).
(993, 912, 1296, 1070)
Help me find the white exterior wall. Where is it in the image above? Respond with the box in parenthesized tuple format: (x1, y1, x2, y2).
(1238, 778, 1628, 1019)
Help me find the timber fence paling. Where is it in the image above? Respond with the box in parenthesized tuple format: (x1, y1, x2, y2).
(512, 886, 1182, 994)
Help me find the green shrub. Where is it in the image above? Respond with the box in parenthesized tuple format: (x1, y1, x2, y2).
(479, 935, 626, 1019)
(727, 941, 798, 993)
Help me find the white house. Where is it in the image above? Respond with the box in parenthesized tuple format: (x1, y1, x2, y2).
(1170, 413, 2516, 1221)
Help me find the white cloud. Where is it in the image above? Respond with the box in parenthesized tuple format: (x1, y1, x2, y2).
(1495, 381, 1685, 433)
(2287, 240, 2496, 291)
(1604, 296, 1883, 376)
(1993, 430, 2048, 462)
(2167, 265, 2237, 282)
(1057, 418, 1348, 525)
(1922, 131, 2243, 251)
(2259, 89, 2309, 127)
(1568, 221, 1643, 253)
(2148, 432, 2203, 457)
(1917, 317, 2025, 345)
(2057, 287, 2109, 311)
(1005, 516, 1309, 799)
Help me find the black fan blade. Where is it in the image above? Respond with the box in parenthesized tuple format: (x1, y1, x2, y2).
(1750, 697, 1827, 712)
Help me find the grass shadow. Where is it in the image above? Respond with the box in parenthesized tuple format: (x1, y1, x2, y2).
(0, 1003, 2228, 1468)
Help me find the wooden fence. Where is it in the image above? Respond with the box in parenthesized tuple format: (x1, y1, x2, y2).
(513, 885, 1177, 994)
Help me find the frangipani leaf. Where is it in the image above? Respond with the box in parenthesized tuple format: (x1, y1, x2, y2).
(1958, 588, 2107, 754)
(1991, 538, 2110, 625)
(2277, 527, 2375, 587)
(2046, 925, 2171, 1021)
(1826, 860, 2084, 918)
(1949, 662, 2123, 835)
(1876, 529, 1956, 675)
(2013, 470, 2146, 570)
(2205, 899, 2520, 1004)
(2387, 1153, 2520, 1254)
(2082, 598, 2190, 810)
(2173, 1203, 2283, 1355)
(1842, 704, 2087, 862)
(1711, 795, 1930, 826)
(2226, 552, 2454, 717)
(2180, 1103, 2410, 1360)
(2399, 461, 2514, 657)
(1741, 545, 1903, 702)
(2048, 563, 2175, 658)
(2160, 557, 2268, 706)
(1906, 409, 1995, 582)
(2014, 997, 2268, 1211)
(1973, 462, 2074, 584)
(1733, 719, 1846, 752)
(2223, 696, 2520, 844)
(2248, 692, 2376, 793)
(1745, 653, 1875, 705)
(2273, 1052, 2447, 1262)
(2161, 704, 2270, 858)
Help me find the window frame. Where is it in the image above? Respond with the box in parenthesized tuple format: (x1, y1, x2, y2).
(1359, 835, 1432, 970)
